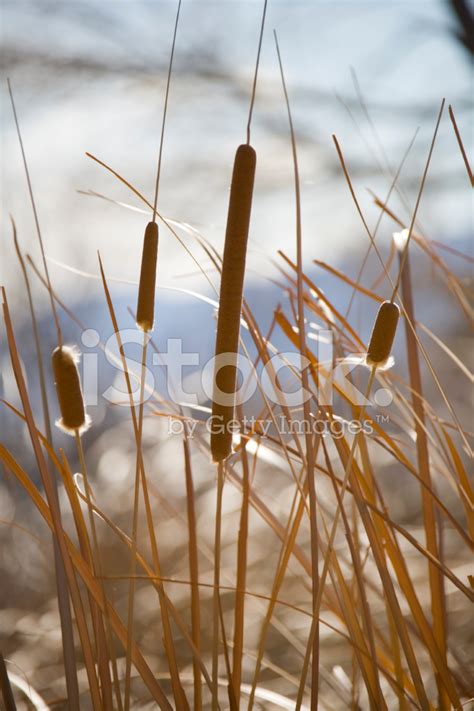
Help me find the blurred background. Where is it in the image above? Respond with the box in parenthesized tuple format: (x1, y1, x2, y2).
(1, 0, 472, 286)
(1, 1, 473, 708)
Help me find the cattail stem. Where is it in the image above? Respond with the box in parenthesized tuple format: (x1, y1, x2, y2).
(183, 438, 202, 710)
(231, 421, 249, 706)
(152, 0, 182, 217)
(124, 336, 148, 711)
(75, 432, 118, 711)
(390, 99, 445, 302)
(135, 0, 181, 335)
(397, 239, 450, 708)
(295, 367, 377, 710)
(246, 0, 268, 145)
(98, 257, 187, 709)
(212, 461, 225, 710)
(7, 79, 63, 348)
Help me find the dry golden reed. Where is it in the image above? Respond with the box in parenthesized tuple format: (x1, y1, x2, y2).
(136, 221, 159, 332)
(211, 143, 256, 462)
(52, 346, 89, 435)
(366, 300, 400, 368)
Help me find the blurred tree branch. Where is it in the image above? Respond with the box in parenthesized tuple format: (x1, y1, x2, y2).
(449, 0, 474, 54)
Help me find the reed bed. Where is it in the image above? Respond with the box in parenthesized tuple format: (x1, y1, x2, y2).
(1, 7, 473, 711)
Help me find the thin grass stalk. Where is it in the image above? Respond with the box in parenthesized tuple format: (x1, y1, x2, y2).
(369, 504, 463, 705)
(279, 251, 366, 350)
(391, 99, 445, 302)
(397, 237, 450, 709)
(75, 433, 115, 711)
(333, 435, 432, 710)
(7, 80, 62, 347)
(331, 122, 472, 460)
(0, 444, 173, 709)
(86, 151, 219, 297)
(386, 597, 409, 711)
(20, 257, 202, 700)
(58, 449, 120, 691)
(318, 507, 384, 710)
(227, 403, 469, 700)
(274, 31, 320, 708)
(349, 498, 362, 710)
(83, 162, 305, 481)
(232, 422, 250, 706)
(334, 427, 462, 707)
(295, 369, 376, 709)
(10, 219, 81, 709)
(1, 290, 103, 710)
(274, 308, 471, 546)
(221, 419, 465, 701)
(320, 439, 385, 709)
(8, 84, 80, 708)
(448, 104, 473, 186)
(371, 193, 473, 323)
(246, 444, 317, 710)
(58, 444, 216, 696)
(218, 597, 238, 711)
(123, 336, 148, 711)
(51, 345, 116, 705)
(98, 257, 188, 708)
(183, 437, 202, 710)
(340, 124, 419, 323)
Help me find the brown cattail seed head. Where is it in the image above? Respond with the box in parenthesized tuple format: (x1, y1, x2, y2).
(52, 346, 89, 435)
(136, 221, 159, 332)
(211, 143, 256, 463)
(366, 300, 400, 368)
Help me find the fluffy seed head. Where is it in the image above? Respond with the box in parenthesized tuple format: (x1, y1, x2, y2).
(366, 300, 400, 368)
(136, 221, 159, 332)
(52, 346, 89, 435)
(211, 143, 256, 462)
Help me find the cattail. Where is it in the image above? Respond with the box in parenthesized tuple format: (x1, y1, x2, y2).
(136, 221, 159, 332)
(52, 346, 89, 435)
(211, 143, 256, 462)
(366, 300, 400, 368)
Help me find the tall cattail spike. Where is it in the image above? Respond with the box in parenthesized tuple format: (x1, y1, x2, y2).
(366, 300, 400, 369)
(136, 221, 159, 332)
(211, 143, 256, 462)
(52, 346, 89, 435)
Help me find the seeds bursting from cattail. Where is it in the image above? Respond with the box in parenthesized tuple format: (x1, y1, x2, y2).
(366, 300, 400, 368)
(136, 221, 159, 332)
(211, 143, 256, 462)
(52, 346, 89, 435)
